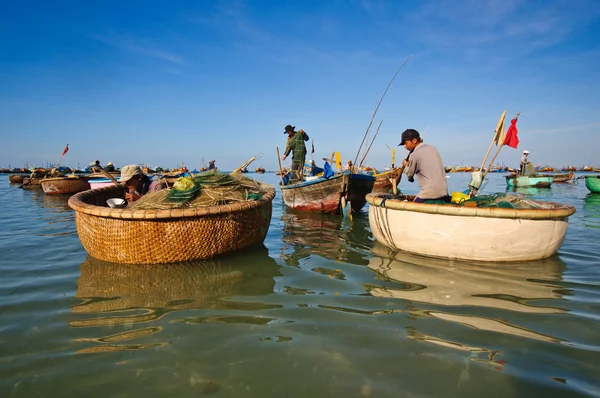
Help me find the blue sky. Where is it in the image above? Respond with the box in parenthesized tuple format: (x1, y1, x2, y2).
(1, 0, 599, 170)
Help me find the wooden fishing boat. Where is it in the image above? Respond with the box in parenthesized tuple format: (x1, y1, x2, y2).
(41, 175, 92, 195)
(505, 175, 553, 188)
(68, 184, 276, 264)
(8, 174, 24, 184)
(366, 193, 575, 261)
(371, 169, 399, 194)
(584, 175, 600, 193)
(280, 171, 375, 214)
(536, 172, 574, 183)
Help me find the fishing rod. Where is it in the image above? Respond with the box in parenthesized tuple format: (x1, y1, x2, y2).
(353, 54, 412, 167)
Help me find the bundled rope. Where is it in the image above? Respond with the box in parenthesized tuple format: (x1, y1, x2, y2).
(130, 170, 272, 210)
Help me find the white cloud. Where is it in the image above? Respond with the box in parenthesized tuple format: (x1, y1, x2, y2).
(91, 31, 187, 66)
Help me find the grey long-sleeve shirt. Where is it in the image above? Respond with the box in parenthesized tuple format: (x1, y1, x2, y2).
(405, 143, 448, 199)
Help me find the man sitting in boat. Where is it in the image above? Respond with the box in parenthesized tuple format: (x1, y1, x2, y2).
(344, 160, 353, 171)
(208, 160, 216, 170)
(520, 150, 530, 176)
(282, 125, 307, 181)
(399, 129, 449, 203)
(105, 161, 115, 172)
(119, 165, 164, 203)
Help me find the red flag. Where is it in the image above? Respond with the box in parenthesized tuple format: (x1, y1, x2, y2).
(503, 118, 519, 148)
(62, 144, 69, 156)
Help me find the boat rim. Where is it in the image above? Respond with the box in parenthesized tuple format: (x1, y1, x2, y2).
(366, 193, 575, 219)
(68, 184, 276, 220)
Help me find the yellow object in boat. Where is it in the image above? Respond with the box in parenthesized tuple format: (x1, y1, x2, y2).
(451, 191, 470, 204)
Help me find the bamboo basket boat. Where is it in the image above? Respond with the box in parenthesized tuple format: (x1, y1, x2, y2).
(68, 184, 276, 264)
(8, 174, 24, 184)
(367, 193, 576, 262)
(41, 175, 92, 195)
(584, 175, 600, 193)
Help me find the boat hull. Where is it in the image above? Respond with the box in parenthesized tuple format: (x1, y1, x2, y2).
(280, 172, 375, 214)
(537, 172, 574, 183)
(372, 170, 399, 194)
(8, 174, 24, 184)
(506, 175, 552, 187)
(585, 175, 600, 193)
(41, 176, 91, 195)
(366, 194, 575, 262)
(89, 178, 116, 190)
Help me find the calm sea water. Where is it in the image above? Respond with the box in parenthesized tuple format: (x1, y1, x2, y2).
(1, 173, 599, 397)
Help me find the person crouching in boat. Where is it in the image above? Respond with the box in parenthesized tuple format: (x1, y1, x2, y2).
(119, 165, 165, 203)
(399, 129, 449, 203)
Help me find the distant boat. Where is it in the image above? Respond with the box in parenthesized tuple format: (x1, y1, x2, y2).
(41, 176, 92, 195)
(255, 167, 265, 174)
(280, 171, 375, 214)
(505, 175, 553, 188)
(536, 171, 575, 183)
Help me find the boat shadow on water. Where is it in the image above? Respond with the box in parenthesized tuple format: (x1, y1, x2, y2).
(70, 246, 282, 354)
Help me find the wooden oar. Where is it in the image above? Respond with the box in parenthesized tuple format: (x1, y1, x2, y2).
(276, 147, 285, 185)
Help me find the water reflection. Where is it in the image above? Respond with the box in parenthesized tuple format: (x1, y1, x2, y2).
(71, 246, 281, 354)
(506, 186, 553, 196)
(583, 194, 600, 229)
(279, 209, 372, 268)
(367, 243, 567, 342)
(368, 243, 565, 313)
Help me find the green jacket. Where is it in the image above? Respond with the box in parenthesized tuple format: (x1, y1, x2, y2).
(284, 132, 307, 163)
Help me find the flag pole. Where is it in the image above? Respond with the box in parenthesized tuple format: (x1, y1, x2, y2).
(54, 144, 69, 168)
(479, 112, 520, 188)
(479, 110, 507, 173)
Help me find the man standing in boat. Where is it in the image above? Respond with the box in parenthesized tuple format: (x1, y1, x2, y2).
(520, 150, 530, 176)
(399, 129, 448, 203)
(282, 125, 308, 181)
(119, 165, 164, 203)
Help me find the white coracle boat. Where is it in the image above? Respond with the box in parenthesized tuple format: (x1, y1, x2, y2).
(366, 193, 576, 262)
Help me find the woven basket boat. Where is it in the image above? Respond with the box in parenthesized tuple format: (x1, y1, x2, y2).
(68, 184, 276, 264)
(41, 175, 92, 195)
(8, 174, 24, 184)
(367, 193, 576, 262)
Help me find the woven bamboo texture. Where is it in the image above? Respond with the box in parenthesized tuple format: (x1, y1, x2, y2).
(68, 185, 275, 264)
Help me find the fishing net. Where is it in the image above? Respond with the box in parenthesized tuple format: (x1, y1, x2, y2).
(130, 170, 272, 210)
(378, 193, 555, 209)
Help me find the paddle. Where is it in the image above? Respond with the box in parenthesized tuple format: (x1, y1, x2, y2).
(391, 150, 413, 196)
(276, 147, 285, 185)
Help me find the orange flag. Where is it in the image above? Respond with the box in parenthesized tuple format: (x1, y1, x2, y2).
(62, 144, 69, 156)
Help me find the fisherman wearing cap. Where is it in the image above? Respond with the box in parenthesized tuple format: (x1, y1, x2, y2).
(520, 150, 530, 176)
(119, 165, 164, 203)
(105, 161, 115, 172)
(399, 129, 448, 202)
(282, 125, 309, 181)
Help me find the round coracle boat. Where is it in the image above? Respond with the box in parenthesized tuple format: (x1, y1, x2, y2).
(41, 175, 92, 195)
(8, 174, 24, 184)
(68, 184, 276, 264)
(366, 193, 576, 262)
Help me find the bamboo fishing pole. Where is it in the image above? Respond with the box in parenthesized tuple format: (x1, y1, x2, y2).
(358, 120, 384, 167)
(353, 55, 413, 167)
